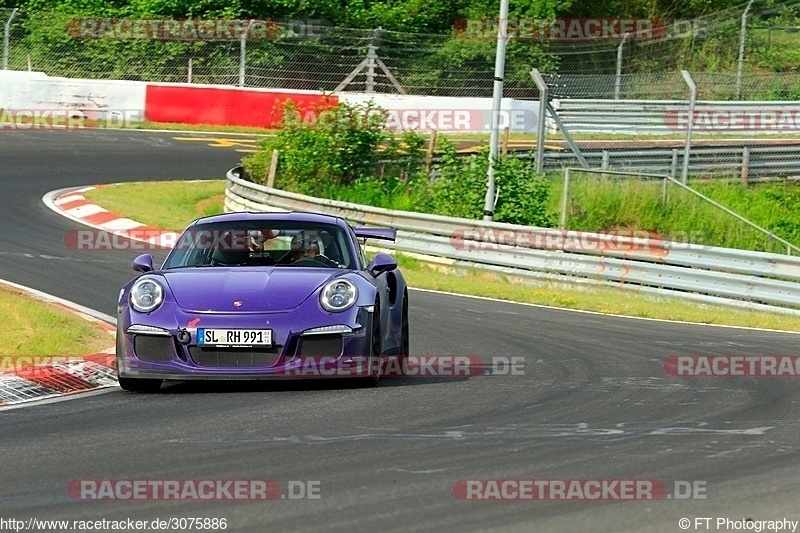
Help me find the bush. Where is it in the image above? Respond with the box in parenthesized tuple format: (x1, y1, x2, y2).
(431, 140, 554, 227)
(243, 99, 390, 194)
(243, 102, 554, 227)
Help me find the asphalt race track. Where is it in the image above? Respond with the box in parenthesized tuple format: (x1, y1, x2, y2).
(2, 129, 800, 532)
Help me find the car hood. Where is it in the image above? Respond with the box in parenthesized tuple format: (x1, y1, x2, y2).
(162, 268, 344, 312)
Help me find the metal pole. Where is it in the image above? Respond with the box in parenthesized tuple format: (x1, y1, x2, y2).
(614, 32, 630, 100)
(560, 168, 570, 229)
(482, 0, 509, 222)
(681, 70, 697, 184)
(531, 68, 548, 174)
(366, 27, 382, 93)
(3, 8, 18, 71)
(239, 20, 254, 87)
(736, 0, 754, 100)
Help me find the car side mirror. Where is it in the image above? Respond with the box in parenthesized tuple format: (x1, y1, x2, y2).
(369, 253, 397, 276)
(132, 254, 154, 273)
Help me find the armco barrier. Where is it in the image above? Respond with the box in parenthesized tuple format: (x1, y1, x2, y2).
(529, 144, 800, 180)
(225, 167, 800, 315)
(554, 99, 800, 135)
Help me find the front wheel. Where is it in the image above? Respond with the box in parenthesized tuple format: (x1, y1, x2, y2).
(118, 377, 162, 393)
(356, 299, 382, 387)
(398, 292, 410, 375)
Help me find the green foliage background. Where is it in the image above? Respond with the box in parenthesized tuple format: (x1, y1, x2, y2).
(2, 0, 773, 86)
(1, 0, 753, 26)
(242, 100, 554, 227)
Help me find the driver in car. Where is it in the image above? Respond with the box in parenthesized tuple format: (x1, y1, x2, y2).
(289, 233, 340, 267)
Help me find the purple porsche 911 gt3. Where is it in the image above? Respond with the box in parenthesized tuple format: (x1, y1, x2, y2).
(116, 211, 409, 391)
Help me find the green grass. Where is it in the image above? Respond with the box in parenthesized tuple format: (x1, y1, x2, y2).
(553, 174, 800, 254)
(393, 253, 800, 332)
(0, 286, 112, 360)
(80, 179, 800, 332)
(84, 181, 226, 231)
(260, 168, 800, 254)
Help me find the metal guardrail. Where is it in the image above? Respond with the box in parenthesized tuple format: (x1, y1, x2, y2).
(530, 144, 800, 180)
(533, 99, 800, 179)
(553, 99, 800, 135)
(225, 167, 800, 315)
(391, 142, 800, 181)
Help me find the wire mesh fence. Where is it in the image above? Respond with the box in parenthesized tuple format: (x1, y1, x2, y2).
(2, 1, 799, 97)
(553, 169, 800, 255)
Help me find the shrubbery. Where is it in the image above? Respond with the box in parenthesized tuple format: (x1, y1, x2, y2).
(242, 100, 555, 227)
(429, 142, 552, 226)
(243, 100, 388, 194)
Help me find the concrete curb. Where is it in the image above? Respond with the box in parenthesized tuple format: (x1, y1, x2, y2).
(1, 184, 181, 408)
(44, 186, 180, 249)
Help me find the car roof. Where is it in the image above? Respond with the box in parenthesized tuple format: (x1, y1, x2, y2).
(187, 211, 349, 228)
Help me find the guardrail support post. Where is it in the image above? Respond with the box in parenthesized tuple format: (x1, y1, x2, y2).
(531, 68, 548, 174)
(560, 168, 570, 229)
(547, 100, 590, 169)
(741, 146, 750, 184)
(670, 149, 678, 179)
(681, 70, 697, 184)
(267, 149, 279, 188)
(425, 131, 437, 174)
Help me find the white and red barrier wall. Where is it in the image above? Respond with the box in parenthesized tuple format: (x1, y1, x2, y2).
(0, 70, 540, 132)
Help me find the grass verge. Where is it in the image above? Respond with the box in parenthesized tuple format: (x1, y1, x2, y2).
(252, 166, 800, 254)
(0, 285, 112, 361)
(79, 180, 800, 332)
(550, 175, 800, 254)
(394, 253, 800, 331)
(84, 181, 226, 231)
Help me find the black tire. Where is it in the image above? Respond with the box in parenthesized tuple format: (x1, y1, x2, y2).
(397, 291, 410, 376)
(357, 299, 382, 387)
(118, 377, 162, 393)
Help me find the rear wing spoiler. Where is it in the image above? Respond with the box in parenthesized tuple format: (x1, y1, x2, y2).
(353, 227, 396, 242)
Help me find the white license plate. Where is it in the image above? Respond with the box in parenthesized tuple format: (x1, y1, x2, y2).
(198, 328, 272, 347)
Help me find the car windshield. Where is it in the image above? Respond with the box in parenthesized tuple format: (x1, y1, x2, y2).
(162, 221, 354, 270)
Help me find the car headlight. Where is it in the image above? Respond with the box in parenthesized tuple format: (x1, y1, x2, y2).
(320, 279, 358, 313)
(130, 278, 164, 313)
